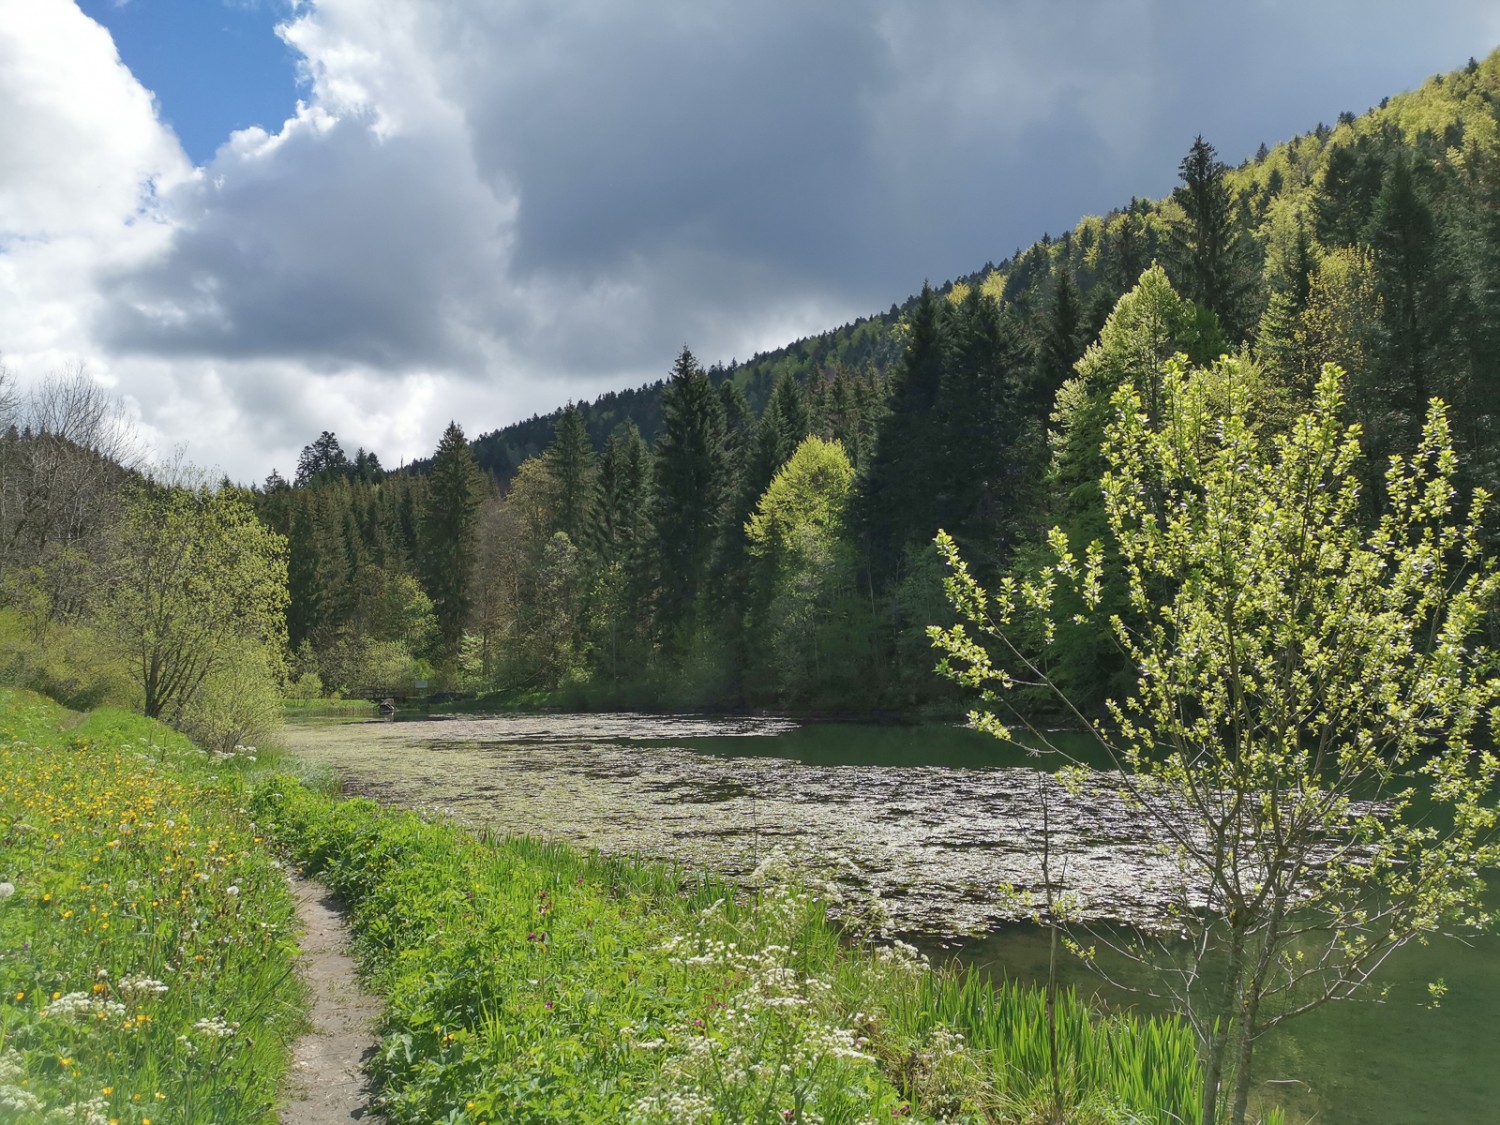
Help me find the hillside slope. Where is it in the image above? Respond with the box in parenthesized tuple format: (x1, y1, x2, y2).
(463, 48, 1500, 488)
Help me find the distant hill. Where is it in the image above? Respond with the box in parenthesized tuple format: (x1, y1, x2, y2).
(423, 48, 1500, 487)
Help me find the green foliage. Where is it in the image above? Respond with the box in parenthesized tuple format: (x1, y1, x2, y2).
(0, 689, 305, 1123)
(0, 607, 132, 712)
(745, 437, 857, 699)
(652, 347, 730, 644)
(1168, 136, 1258, 339)
(176, 636, 284, 755)
(255, 46, 1500, 716)
(421, 421, 486, 663)
(546, 406, 597, 544)
(249, 772, 1200, 1124)
(933, 360, 1500, 1125)
(106, 483, 288, 721)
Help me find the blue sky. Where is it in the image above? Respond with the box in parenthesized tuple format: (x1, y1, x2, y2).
(77, 0, 300, 166)
(3, 1, 1499, 484)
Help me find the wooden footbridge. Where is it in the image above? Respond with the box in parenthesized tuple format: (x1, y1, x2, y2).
(352, 681, 437, 713)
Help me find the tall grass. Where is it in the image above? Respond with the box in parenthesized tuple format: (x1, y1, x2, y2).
(280, 697, 376, 717)
(251, 773, 1202, 1124)
(0, 689, 305, 1124)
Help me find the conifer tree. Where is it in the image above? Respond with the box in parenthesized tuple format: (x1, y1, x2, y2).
(1362, 154, 1445, 451)
(591, 421, 652, 569)
(855, 283, 946, 586)
(651, 347, 730, 639)
(546, 405, 596, 544)
(1169, 136, 1255, 340)
(1035, 270, 1085, 394)
(420, 421, 485, 665)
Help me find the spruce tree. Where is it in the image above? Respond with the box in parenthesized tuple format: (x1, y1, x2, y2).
(651, 347, 730, 640)
(546, 405, 596, 544)
(855, 282, 946, 586)
(419, 421, 485, 665)
(1169, 136, 1255, 340)
(1362, 154, 1443, 449)
(1035, 270, 1085, 394)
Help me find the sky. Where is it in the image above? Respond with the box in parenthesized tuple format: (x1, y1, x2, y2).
(2, 1, 1499, 485)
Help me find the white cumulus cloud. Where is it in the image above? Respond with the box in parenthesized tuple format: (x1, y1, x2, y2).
(1, 0, 1496, 482)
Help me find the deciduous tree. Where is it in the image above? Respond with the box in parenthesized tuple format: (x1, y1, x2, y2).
(107, 483, 288, 721)
(933, 361, 1500, 1125)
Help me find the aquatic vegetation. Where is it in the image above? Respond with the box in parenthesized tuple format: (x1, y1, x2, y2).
(0, 689, 304, 1124)
(280, 713, 1186, 935)
(250, 772, 1201, 1124)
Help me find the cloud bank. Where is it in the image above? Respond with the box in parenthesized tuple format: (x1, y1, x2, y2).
(2, 0, 1497, 482)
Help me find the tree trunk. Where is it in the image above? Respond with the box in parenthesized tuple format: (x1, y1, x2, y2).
(1200, 923, 1248, 1125)
(1228, 985, 1263, 1125)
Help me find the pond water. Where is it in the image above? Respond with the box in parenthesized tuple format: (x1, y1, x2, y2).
(281, 711, 1500, 1125)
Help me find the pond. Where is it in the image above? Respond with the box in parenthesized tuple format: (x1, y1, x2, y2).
(281, 711, 1500, 1125)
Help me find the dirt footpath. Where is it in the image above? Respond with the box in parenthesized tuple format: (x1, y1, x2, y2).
(280, 877, 384, 1124)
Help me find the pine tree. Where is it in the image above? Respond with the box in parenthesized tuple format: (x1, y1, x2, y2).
(592, 422, 652, 570)
(1362, 154, 1445, 452)
(419, 421, 485, 665)
(295, 431, 351, 486)
(1035, 270, 1085, 394)
(855, 283, 946, 587)
(1255, 211, 1319, 382)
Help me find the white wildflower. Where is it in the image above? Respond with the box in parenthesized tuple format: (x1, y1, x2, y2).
(194, 1016, 240, 1039)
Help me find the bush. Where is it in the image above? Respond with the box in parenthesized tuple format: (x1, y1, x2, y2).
(175, 638, 283, 755)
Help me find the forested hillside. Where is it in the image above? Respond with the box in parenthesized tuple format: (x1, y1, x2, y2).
(226, 49, 1500, 710)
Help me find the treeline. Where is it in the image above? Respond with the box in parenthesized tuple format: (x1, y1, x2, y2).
(10, 52, 1500, 718)
(260, 51, 1500, 711)
(0, 371, 289, 747)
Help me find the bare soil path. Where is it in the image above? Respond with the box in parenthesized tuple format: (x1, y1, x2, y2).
(280, 876, 384, 1124)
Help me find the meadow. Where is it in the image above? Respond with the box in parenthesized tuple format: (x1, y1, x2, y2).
(2, 686, 1205, 1123)
(0, 689, 304, 1125)
(250, 773, 1202, 1124)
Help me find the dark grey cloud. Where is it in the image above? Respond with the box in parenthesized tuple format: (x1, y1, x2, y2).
(95, 107, 514, 370)
(93, 0, 1500, 384)
(10, 0, 1499, 484)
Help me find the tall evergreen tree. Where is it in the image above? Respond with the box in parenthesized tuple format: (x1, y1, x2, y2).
(592, 422, 652, 570)
(934, 285, 1037, 560)
(651, 347, 730, 639)
(1313, 140, 1388, 247)
(1255, 211, 1319, 382)
(419, 421, 485, 664)
(546, 405, 596, 544)
(1035, 269, 1086, 394)
(1361, 154, 1446, 453)
(295, 431, 351, 486)
(1169, 136, 1255, 340)
(855, 282, 946, 586)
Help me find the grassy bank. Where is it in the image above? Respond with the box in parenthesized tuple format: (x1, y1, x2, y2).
(281, 697, 377, 718)
(250, 774, 1200, 1124)
(0, 689, 305, 1124)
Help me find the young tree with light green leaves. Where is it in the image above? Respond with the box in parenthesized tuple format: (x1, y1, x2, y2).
(745, 435, 855, 697)
(107, 483, 288, 722)
(931, 360, 1500, 1125)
